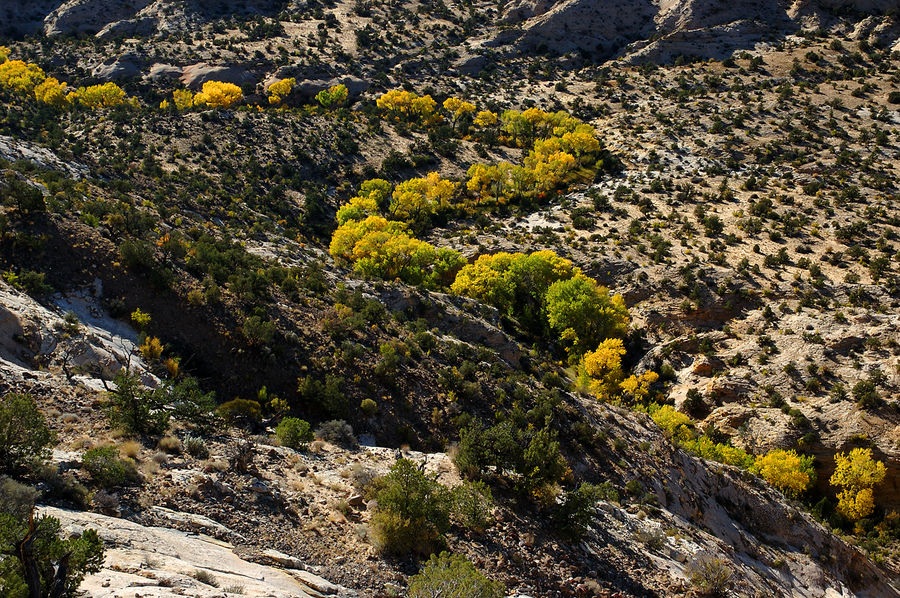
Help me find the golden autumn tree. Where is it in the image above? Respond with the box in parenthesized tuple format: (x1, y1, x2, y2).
(580, 338, 626, 399)
(388, 172, 456, 221)
(0, 60, 46, 94)
(753, 449, 815, 497)
(377, 89, 439, 124)
(33, 77, 69, 107)
(442, 97, 476, 131)
(194, 81, 243, 109)
(72, 82, 127, 108)
(268, 77, 296, 105)
(171, 88, 195, 110)
(830, 448, 886, 521)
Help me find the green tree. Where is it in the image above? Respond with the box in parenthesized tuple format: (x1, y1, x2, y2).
(0, 394, 56, 476)
(544, 276, 630, 356)
(105, 370, 169, 436)
(0, 478, 104, 598)
(407, 552, 503, 598)
(371, 458, 452, 554)
(275, 417, 313, 449)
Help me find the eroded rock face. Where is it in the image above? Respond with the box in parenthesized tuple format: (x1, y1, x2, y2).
(0, 281, 156, 388)
(492, 0, 898, 61)
(181, 62, 256, 89)
(40, 506, 351, 598)
(44, 0, 154, 37)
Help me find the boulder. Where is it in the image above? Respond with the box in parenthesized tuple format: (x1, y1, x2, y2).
(181, 63, 256, 90)
(92, 55, 143, 81)
(146, 63, 184, 82)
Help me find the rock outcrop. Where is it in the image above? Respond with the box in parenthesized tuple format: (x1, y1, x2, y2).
(40, 506, 352, 598)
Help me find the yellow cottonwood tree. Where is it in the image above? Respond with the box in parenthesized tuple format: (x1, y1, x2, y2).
(388, 172, 456, 221)
(753, 449, 815, 497)
(473, 110, 498, 128)
(172, 89, 195, 110)
(581, 338, 626, 398)
(443, 97, 476, 130)
(377, 89, 439, 123)
(830, 448, 886, 521)
(73, 83, 127, 108)
(34, 77, 69, 107)
(0, 60, 46, 94)
(194, 81, 243, 109)
(268, 77, 296, 105)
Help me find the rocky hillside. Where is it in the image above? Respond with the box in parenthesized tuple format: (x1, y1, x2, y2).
(0, 1, 899, 597)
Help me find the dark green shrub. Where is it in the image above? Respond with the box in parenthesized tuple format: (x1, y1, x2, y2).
(0, 478, 104, 597)
(553, 482, 604, 540)
(168, 377, 219, 434)
(241, 316, 276, 346)
(298, 375, 347, 417)
(105, 370, 169, 435)
(371, 459, 452, 555)
(315, 420, 357, 448)
(217, 399, 262, 428)
(275, 417, 313, 449)
(451, 480, 494, 532)
(118, 239, 156, 272)
(1, 179, 45, 214)
(82, 446, 140, 488)
(0, 393, 56, 475)
(407, 552, 504, 598)
(454, 420, 568, 495)
(853, 379, 880, 410)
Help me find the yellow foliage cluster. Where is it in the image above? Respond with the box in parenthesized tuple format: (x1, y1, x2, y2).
(389, 172, 457, 221)
(680, 435, 755, 468)
(164, 88, 195, 110)
(581, 338, 625, 398)
(752, 449, 815, 497)
(376, 89, 438, 122)
(450, 250, 582, 316)
(140, 336, 164, 360)
(194, 80, 243, 109)
(0, 59, 46, 94)
(500, 108, 581, 148)
(33, 77, 68, 107)
(830, 448, 886, 521)
(442, 97, 476, 128)
(74, 82, 127, 108)
(328, 215, 464, 288)
(0, 50, 129, 110)
(336, 178, 391, 225)
(651, 405, 692, 439)
(268, 77, 296, 105)
(620, 371, 659, 402)
(473, 110, 498, 128)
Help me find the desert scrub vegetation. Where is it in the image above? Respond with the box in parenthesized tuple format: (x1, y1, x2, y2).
(82, 445, 141, 488)
(0, 477, 104, 597)
(407, 552, 503, 598)
(0, 393, 56, 476)
(369, 458, 493, 555)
